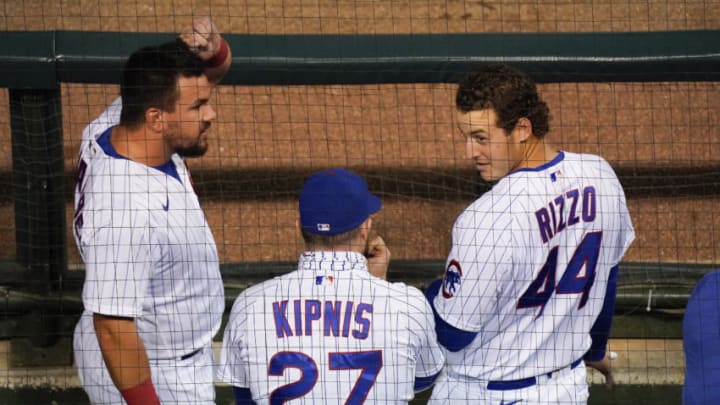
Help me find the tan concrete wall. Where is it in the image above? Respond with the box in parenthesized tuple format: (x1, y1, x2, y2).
(1, 0, 719, 33)
(0, 2, 718, 267)
(51, 81, 720, 265)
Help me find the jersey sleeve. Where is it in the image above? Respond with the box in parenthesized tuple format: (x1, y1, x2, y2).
(433, 197, 513, 332)
(81, 97, 122, 143)
(216, 294, 251, 388)
(613, 186, 635, 264)
(80, 213, 157, 318)
(603, 160, 636, 264)
(584, 265, 619, 361)
(407, 288, 445, 380)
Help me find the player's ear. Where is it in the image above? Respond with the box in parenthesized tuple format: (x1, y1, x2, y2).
(358, 217, 372, 242)
(145, 108, 164, 131)
(295, 218, 301, 234)
(513, 117, 533, 143)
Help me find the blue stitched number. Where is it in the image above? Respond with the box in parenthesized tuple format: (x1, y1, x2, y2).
(73, 159, 88, 244)
(516, 246, 558, 316)
(269, 351, 383, 404)
(329, 351, 383, 404)
(517, 231, 603, 317)
(269, 352, 318, 405)
(556, 231, 602, 309)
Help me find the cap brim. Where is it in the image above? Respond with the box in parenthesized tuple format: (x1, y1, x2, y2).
(367, 193, 382, 216)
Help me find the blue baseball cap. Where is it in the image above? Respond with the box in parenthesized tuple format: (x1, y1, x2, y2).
(299, 168, 381, 236)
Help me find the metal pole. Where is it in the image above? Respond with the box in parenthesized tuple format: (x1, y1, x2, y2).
(9, 87, 67, 347)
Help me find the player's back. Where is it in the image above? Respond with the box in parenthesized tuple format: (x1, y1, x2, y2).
(442, 151, 634, 381)
(509, 152, 634, 371)
(220, 251, 442, 404)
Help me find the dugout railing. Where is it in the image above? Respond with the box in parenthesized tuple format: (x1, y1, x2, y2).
(0, 30, 718, 353)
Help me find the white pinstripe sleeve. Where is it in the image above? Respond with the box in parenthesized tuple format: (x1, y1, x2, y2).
(408, 288, 445, 378)
(609, 169, 636, 263)
(81, 220, 156, 318)
(216, 293, 251, 388)
(434, 196, 514, 332)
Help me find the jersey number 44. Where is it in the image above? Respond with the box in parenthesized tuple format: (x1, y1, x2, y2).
(516, 231, 602, 318)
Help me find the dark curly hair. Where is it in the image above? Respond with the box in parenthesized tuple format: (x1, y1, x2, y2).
(119, 39, 205, 129)
(456, 64, 550, 138)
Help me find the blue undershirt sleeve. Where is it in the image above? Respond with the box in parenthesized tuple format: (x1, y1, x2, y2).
(414, 371, 441, 392)
(584, 265, 619, 362)
(425, 278, 479, 352)
(233, 386, 256, 404)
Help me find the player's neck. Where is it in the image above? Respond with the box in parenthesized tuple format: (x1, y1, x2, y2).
(304, 239, 366, 255)
(519, 137, 559, 169)
(111, 125, 172, 167)
(303, 245, 365, 255)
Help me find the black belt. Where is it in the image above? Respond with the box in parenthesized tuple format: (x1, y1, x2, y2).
(180, 347, 202, 361)
(487, 359, 582, 391)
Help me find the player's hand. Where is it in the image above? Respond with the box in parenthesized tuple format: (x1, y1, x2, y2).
(584, 350, 616, 390)
(365, 232, 390, 280)
(179, 16, 221, 62)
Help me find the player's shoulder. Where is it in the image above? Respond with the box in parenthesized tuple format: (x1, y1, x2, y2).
(562, 151, 615, 172)
(237, 275, 282, 297)
(689, 270, 720, 302)
(556, 151, 621, 189)
(455, 182, 514, 230)
(373, 278, 431, 310)
(229, 274, 287, 311)
(226, 286, 261, 325)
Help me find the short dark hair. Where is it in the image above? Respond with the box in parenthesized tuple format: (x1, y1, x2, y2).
(301, 227, 362, 248)
(456, 64, 550, 138)
(119, 39, 205, 128)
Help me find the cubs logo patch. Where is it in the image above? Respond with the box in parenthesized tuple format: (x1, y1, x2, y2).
(442, 259, 462, 298)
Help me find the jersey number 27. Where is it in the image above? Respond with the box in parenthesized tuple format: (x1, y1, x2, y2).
(269, 350, 382, 404)
(517, 231, 602, 318)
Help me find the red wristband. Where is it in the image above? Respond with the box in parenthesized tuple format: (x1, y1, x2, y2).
(120, 379, 161, 405)
(206, 38, 229, 68)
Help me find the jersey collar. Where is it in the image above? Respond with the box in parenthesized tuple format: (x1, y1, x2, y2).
(96, 127, 182, 183)
(298, 251, 368, 272)
(511, 150, 565, 174)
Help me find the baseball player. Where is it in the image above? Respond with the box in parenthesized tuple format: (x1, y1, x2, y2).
(683, 269, 720, 404)
(217, 168, 445, 404)
(426, 64, 636, 404)
(72, 19, 231, 405)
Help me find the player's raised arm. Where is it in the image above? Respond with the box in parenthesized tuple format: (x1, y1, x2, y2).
(81, 18, 231, 144)
(178, 16, 232, 85)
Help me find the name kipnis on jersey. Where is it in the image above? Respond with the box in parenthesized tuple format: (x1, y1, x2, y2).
(272, 300, 372, 339)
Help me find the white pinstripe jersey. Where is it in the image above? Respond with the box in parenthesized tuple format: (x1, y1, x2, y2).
(73, 99, 224, 359)
(434, 151, 635, 382)
(217, 251, 445, 404)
